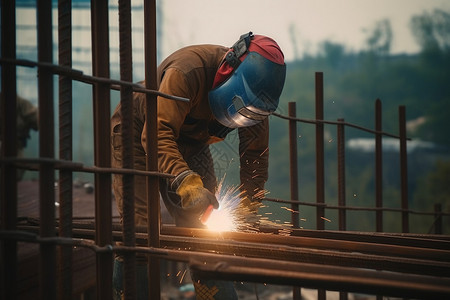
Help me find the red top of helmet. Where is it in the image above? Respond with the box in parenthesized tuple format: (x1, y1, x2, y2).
(212, 35, 284, 89)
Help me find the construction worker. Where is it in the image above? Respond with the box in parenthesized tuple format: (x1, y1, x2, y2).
(0, 93, 38, 180)
(111, 32, 286, 300)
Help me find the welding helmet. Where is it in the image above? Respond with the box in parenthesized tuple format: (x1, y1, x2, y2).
(209, 32, 286, 128)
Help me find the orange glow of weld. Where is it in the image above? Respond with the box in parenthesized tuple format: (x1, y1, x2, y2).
(203, 179, 241, 232)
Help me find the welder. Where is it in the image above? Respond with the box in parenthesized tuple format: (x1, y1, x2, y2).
(111, 32, 286, 300)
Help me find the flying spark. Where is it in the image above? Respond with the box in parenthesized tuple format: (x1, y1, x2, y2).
(203, 178, 300, 235)
(321, 216, 332, 222)
(203, 179, 242, 232)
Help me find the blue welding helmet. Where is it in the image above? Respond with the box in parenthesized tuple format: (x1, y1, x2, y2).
(209, 33, 286, 128)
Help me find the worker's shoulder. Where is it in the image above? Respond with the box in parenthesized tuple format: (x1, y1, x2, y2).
(159, 44, 228, 70)
(172, 44, 228, 56)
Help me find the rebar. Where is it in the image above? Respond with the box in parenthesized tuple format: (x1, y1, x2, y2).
(1, 1, 18, 299)
(37, 0, 57, 299)
(399, 106, 409, 233)
(315, 72, 325, 233)
(375, 99, 383, 232)
(118, 0, 137, 298)
(337, 118, 346, 231)
(144, 1, 161, 299)
(7, 225, 450, 299)
(58, 0, 74, 298)
(0, 57, 189, 102)
(90, 0, 113, 299)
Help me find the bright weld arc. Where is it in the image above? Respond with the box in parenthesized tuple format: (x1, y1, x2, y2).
(204, 180, 242, 232)
(204, 178, 297, 233)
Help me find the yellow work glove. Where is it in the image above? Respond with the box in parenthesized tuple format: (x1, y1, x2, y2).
(176, 173, 219, 220)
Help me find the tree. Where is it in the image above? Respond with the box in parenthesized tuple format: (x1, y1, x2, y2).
(410, 9, 450, 53)
(364, 19, 392, 56)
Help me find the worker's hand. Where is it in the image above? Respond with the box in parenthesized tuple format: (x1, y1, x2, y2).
(176, 173, 219, 220)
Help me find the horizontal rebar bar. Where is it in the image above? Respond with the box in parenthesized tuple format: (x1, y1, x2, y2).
(0, 157, 173, 178)
(3, 227, 450, 299)
(0, 57, 189, 102)
(265, 196, 450, 217)
(13, 222, 450, 277)
(273, 112, 411, 140)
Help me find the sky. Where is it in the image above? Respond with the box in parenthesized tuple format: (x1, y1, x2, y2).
(14, 0, 450, 92)
(158, 0, 450, 61)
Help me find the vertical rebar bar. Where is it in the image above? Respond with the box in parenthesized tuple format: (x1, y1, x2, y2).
(37, 1, 56, 299)
(375, 99, 383, 232)
(58, 0, 73, 298)
(118, 0, 137, 298)
(375, 102, 384, 300)
(337, 118, 348, 300)
(289, 102, 299, 228)
(315, 72, 325, 231)
(144, 1, 161, 299)
(288, 102, 301, 300)
(315, 72, 326, 300)
(337, 118, 346, 231)
(399, 106, 409, 233)
(1, 1, 18, 299)
(434, 204, 443, 235)
(91, 1, 113, 299)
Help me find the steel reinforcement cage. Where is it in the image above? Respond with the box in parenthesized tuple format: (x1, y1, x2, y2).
(1, 1, 450, 300)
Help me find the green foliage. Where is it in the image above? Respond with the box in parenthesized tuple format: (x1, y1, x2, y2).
(414, 160, 450, 209)
(266, 9, 450, 233)
(410, 9, 450, 53)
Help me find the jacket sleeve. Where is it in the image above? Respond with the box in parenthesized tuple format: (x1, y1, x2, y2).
(238, 118, 269, 201)
(141, 68, 196, 185)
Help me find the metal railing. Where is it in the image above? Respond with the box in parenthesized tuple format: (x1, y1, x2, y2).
(1, 1, 449, 300)
(269, 74, 449, 235)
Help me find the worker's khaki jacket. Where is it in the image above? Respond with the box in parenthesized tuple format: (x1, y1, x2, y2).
(111, 45, 270, 226)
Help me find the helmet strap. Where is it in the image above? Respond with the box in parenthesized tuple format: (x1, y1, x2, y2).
(225, 31, 253, 69)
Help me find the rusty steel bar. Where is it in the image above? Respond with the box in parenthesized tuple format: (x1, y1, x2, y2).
(337, 118, 346, 231)
(189, 254, 450, 300)
(160, 235, 450, 280)
(272, 112, 410, 140)
(57, 0, 74, 298)
(0, 156, 174, 179)
(4, 228, 450, 299)
(264, 195, 450, 218)
(118, 0, 137, 298)
(16, 223, 450, 278)
(37, 0, 57, 299)
(90, 0, 113, 299)
(315, 72, 325, 231)
(47, 221, 450, 250)
(0, 57, 189, 102)
(434, 204, 443, 235)
(1, 1, 18, 299)
(288, 102, 302, 300)
(375, 99, 383, 232)
(160, 227, 450, 265)
(144, 1, 161, 299)
(288, 102, 300, 228)
(399, 106, 409, 233)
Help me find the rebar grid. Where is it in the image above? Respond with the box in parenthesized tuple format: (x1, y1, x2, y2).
(4, 224, 450, 299)
(1, 1, 449, 300)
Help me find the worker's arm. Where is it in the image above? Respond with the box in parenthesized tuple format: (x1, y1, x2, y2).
(141, 68, 218, 225)
(141, 68, 192, 178)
